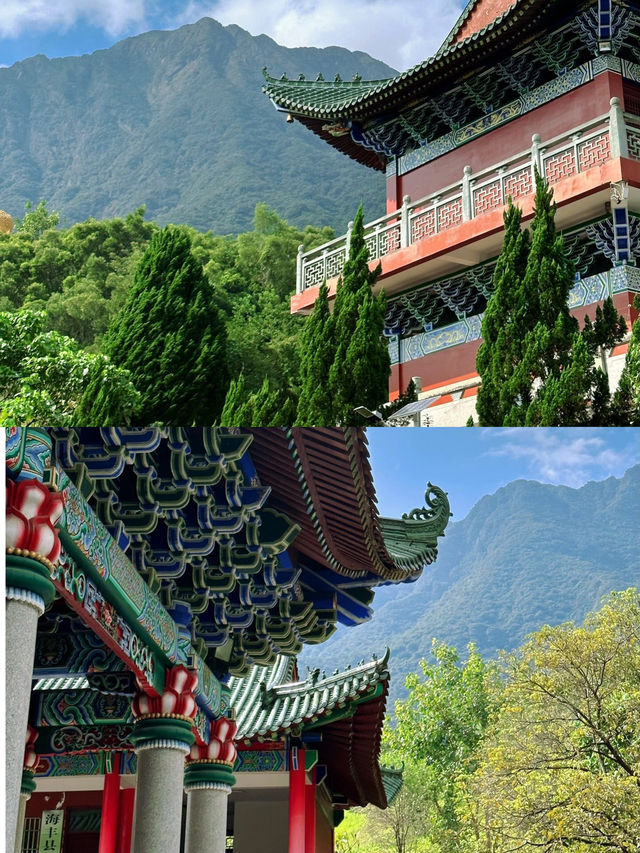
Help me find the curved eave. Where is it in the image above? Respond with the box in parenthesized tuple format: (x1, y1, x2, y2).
(296, 114, 388, 171)
(231, 652, 390, 742)
(379, 483, 452, 572)
(319, 676, 389, 808)
(381, 765, 404, 806)
(249, 428, 438, 583)
(264, 0, 578, 167)
(264, 0, 564, 118)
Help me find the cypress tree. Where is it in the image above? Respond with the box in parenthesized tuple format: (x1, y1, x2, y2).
(505, 170, 578, 425)
(295, 281, 335, 425)
(343, 287, 390, 425)
(611, 306, 640, 425)
(75, 355, 141, 425)
(251, 378, 297, 426)
(219, 373, 254, 426)
(475, 171, 627, 426)
(220, 374, 297, 426)
(476, 201, 530, 425)
(328, 205, 383, 424)
(105, 226, 229, 425)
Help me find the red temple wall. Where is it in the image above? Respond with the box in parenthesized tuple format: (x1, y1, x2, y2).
(390, 290, 638, 397)
(26, 790, 103, 817)
(387, 73, 623, 211)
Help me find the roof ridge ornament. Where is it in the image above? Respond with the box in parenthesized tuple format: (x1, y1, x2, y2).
(402, 482, 451, 523)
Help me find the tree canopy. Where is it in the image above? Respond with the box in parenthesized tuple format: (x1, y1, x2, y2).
(347, 589, 639, 853)
(476, 173, 628, 425)
(105, 225, 229, 425)
(0, 309, 139, 425)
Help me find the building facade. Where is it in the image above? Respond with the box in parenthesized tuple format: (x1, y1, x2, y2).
(5, 426, 450, 853)
(264, 0, 640, 424)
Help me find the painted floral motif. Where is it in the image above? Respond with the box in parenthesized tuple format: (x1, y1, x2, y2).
(6, 479, 63, 563)
(133, 665, 198, 719)
(189, 716, 237, 765)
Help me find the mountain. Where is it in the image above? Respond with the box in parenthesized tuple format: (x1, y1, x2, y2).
(0, 19, 395, 234)
(299, 465, 640, 706)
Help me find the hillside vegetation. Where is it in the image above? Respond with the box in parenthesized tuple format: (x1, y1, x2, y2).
(300, 465, 640, 706)
(0, 18, 394, 234)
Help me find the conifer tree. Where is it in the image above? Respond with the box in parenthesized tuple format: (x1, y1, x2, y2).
(105, 226, 229, 425)
(507, 171, 578, 425)
(327, 205, 385, 424)
(75, 355, 141, 425)
(295, 281, 335, 425)
(476, 201, 530, 425)
(611, 305, 640, 425)
(220, 374, 297, 426)
(343, 287, 390, 423)
(219, 373, 254, 426)
(476, 171, 627, 426)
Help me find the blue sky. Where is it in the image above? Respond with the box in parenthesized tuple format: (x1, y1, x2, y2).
(367, 427, 640, 522)
(0, 1, 466, 71)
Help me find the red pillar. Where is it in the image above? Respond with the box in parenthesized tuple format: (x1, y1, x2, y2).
(99, 754, 121, 853)
(116, 787, 135, 853)
(288, 747, 306, 853)
(305, 769, 316, 853)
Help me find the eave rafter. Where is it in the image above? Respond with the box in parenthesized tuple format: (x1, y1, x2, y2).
(32, 428, 450, 678)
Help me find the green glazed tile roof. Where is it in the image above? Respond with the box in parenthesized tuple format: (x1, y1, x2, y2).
(33, 676, 89, 691)
(381, 765, 404, 805)
(263, 0, 554, 119)
(262, 0, 573, 169)
(230, 650, 390, 740)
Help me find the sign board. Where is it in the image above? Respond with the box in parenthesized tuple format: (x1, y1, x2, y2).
(38, 810, 64, 853)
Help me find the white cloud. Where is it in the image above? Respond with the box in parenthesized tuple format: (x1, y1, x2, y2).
(173, 0, 464, 71)
(483, 428, 632, 488)
(0, 0, 148, 38)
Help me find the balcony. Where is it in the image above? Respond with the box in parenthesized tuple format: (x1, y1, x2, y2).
(294, 100, 640, 302)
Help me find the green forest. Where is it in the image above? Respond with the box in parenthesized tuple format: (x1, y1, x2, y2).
(337, 589, 639, 853)
(1, 184, 639, 426)
(0, 200, 407, 426)
(0, 201, 324, 424)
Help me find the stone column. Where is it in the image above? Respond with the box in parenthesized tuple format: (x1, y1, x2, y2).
(184, 717, 237, 853)
(6, 477, 63, 853)
(130, 666, 198, 853)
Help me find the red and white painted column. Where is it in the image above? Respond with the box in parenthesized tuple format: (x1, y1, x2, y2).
(130, 666, 198, 853)
(288, 746, 306, 853)
(6, 475, 63, 853)
(184, 717, 237, 853)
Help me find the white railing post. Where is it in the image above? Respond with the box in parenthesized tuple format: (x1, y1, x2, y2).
(400, 195, 411, 246)
(296, 244, 304, 293)
(531, 133, 543, 179)
(609, 96, 629, 158)
(572, 132, 582, 171)
(462, 166, 473, 220)
(345, 220, 354, 261)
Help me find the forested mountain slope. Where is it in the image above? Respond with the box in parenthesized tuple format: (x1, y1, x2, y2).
(0, 18, 394, 234)
(300, 465, 640, 704)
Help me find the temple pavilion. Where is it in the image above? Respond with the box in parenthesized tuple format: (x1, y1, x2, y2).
(264, 0, 640, 425)
(5, 426, 451, 853)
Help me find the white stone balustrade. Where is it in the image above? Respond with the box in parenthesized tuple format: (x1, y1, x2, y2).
(297, 107, 639, 293)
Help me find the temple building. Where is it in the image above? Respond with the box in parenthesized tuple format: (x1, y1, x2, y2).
(5, 426, 451, 853)
(264, 0, 640, 425)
